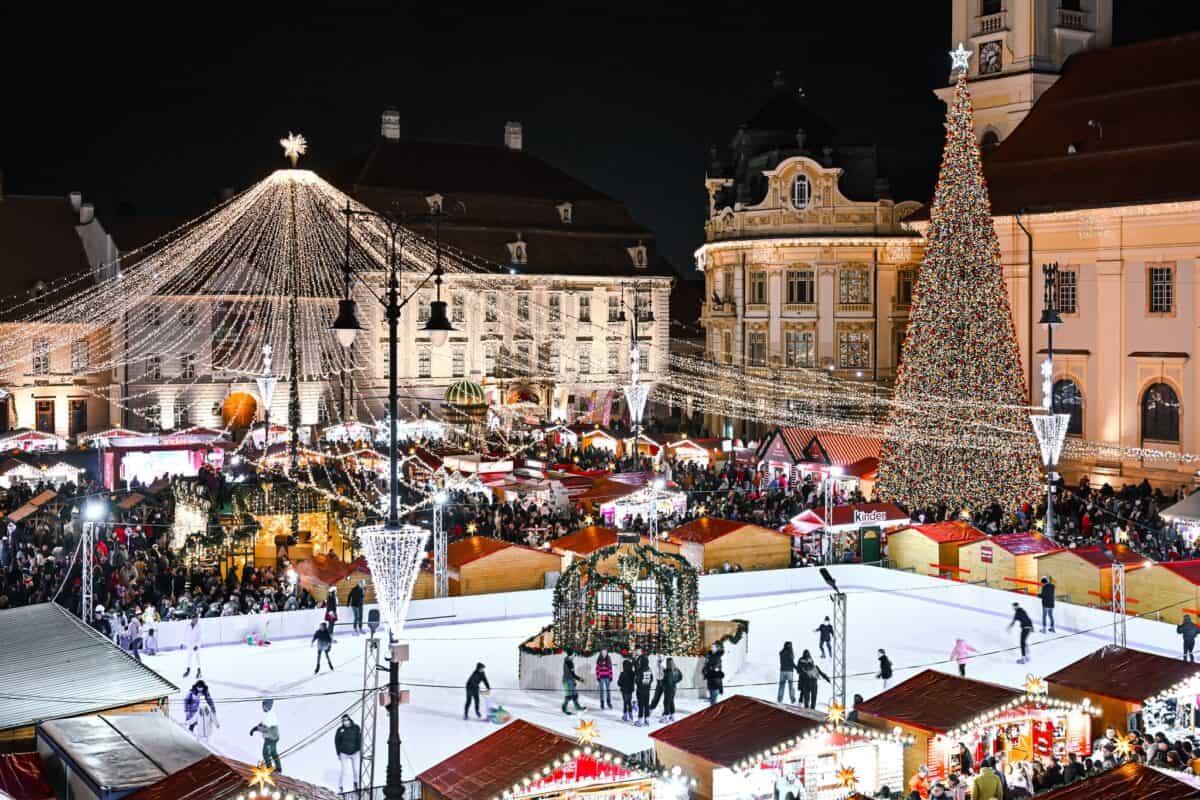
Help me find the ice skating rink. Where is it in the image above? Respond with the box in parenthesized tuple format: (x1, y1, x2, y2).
(142, 564, 1187, 790)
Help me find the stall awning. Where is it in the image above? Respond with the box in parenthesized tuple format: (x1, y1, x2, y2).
(1163, 490, 1200, 524)
(1033, 762, 1200, 799)
(1046, 645, 1200, 705)
(906, 521, 987, 545)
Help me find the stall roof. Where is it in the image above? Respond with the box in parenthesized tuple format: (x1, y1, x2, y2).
(650, 695, 828, 767)
(906, 521, 987, 545)
(1033, 762, 1200, 799)
(550, 525, 622, 554)
(1045, 544, 1150, 569)
(0, 604, 177, 731)
(981, 532, 1062, 557)
(1155, 559, 1200, 586)
(122, 755, 337, 800)
(38, 713, 209, 793)
(1046, 645, 1200, 705)
(29, 490, 56, 507)
(117, 492, 147, 510)
(0, 753, 53, 800)
(854, 670, 1022, 734)
(6, 503, 40, 523)
(773, 427, 882, 467)
(447, 536, 556, 568)
(814, 502, 909, 528)
(1163, 490, 1200, 524)
(668, 516, 786, 545)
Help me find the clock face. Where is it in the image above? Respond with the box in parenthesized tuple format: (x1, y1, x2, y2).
(979, 41, 1002, 75)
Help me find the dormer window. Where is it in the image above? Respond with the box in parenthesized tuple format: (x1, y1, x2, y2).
(425, 193, 444, 214)
(791, 174, 811, 209)
(556, 202, 573, 224)
(507, 235, 528, 265)
(627, 241, 648, 269)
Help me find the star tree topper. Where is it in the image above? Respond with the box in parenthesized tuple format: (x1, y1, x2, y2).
(280, 132, 308, 167)
(950, 42, 971, 72)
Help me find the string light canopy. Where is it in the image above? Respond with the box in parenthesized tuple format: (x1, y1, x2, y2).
(942, 694, 1097, 742)
(357, 523, 429, 634)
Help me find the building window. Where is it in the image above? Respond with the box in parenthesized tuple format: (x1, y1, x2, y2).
(578, 348, 591, 374)
(144, 405, 161, 431)
(146, 305, 160, 327)
(484, 342, 497, 376)
(838, 330, 871, 369)
(607, 346, 619, 374)
(35, 400, 54, 433)
(981, 0, 1001, 15)
(69, 399, 87, 436)
(71, 339, 89, 373)
(548, 342, 561, 373)
(451, 294, 465, 324)
(515, 342, 531, 374)
(32, 339, 50, 375)
(785, 330, 815, 368)
(608, 295, 621, 322)
(637, 289, 653, 322)
(638, 343, 649, 373)
(722, 271, 734, 303)
(749, 271, 768, 305)
(1057, 269, 1078, 315)
(180, 353, 196, 379)
(1148, 264, 1174, 314)
(786, 270, 815, 305)
(417, 348, 431, 378)
(897, 268, 916, 307)
(1052, 379, 1083, 436)
(578, 295, 591, 323)
(1142, 382, 1180, 442)
(417, 294, 431, 324)
(791, 174, 811, 209)
(451, 346, 465, 377)
(517, 294, 530, 322)
(145, 355, 162, 381)
(485, 293, 498, 322)
(548, 293, 561, 323)
(839, 269, 870, 305)
(748, 331, 767, 367)
(721, 331, 733, 365)
(176, 402, 191, 429)
(180, 306, 196, 327)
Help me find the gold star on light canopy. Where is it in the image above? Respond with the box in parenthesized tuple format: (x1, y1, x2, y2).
(1113, 732, 1135, 759)
(279, 132, 307, 167)
(574, 719, 600, 745)
(950, 42, 971, 72)
(1024, 674, 1047, 696)
(249, 763, 276, 790)
(826, 702, 847, 724)
(837, 765, 858, 788)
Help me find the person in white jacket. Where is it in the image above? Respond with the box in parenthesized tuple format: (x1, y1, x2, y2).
(183, 613, 203, 678)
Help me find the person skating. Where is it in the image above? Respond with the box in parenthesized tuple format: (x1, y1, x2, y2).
(650, 657, 683, 722)
(249, 699, 282, 773)
(949, 638, 978, 677)
(1179, 615, 1199, 662)
(561, 653, 586, 715)
(1038, 577, 1056, 633)
(347, 579, 365, 635)
(876, 649, 893, 690)
(634, 649, 653, 725)
(324, 588, 339, 640)
(125, 614, 143, 662)
(701, 643, 724, 705)
(184, 680, 217, 740)
(1008, 603, 1034, 664)
(183, 613, 202, 678)
(617, 658, 636, 722)
(594, 648, 614, 710)
(778, 641, 798, 703)
(464, 662, 490, 720)
(334, 714, 362, 794)
(797, 649, 829, 709)
(311, 621, 334, 673)
(815, 617, 834, 658)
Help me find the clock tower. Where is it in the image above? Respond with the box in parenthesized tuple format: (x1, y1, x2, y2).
(935, 0, 1112, 145)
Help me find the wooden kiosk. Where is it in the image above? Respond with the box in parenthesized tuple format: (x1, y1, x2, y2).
(885, 521, 986, 577)
(1034, 545, 1149, 607)
(667, 516, 792, 573)
(956, 533, 1061, 590)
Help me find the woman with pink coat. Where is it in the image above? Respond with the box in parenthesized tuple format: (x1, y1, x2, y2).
(949, 638, 977, 676)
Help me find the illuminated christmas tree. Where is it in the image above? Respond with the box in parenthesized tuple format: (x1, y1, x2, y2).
(877, 48, 1040, 512)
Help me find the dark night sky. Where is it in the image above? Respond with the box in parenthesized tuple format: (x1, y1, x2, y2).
(2, 2, 1199, 276)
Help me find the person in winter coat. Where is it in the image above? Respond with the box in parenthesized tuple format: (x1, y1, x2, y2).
(561, 653, 586, 715)
(617, 658, 636, 721)
(797, 649, 830, 709)
(953, 741, 974, 775)
(847, 693, 864, 723)
(1178, 614, 1198, 662)
(184, 680, 217, 737)
(1008, 603, 1035, 664)
(249, 699, 282, 772)
(908, 765, 930, 799)
(949, 638, 978, 676)
(91, 606, 112, 639)
(650, 657, 683, 722)
(324, 588, 339, 639)
(334, 714, 362, 794)
(877, 649, 894, 689)
(183, 613, 202, 678)
(125, 615, 143, 662)
(1062, 752, 1084, 784)
(594, 648, 614, 710)
(778, 641, 798, 703)
(971, 760, 1004, 800)
(464, 662, 490, 720)
(311, 621, 334, 673)
(347, 580, 365, 635)
(1038, 577, 1056, 633)
(702, 643, 724, 705)
(815, 617, 834, 658)
(633, 649, 653, 725)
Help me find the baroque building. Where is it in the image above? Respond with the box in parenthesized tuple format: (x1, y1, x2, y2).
(696, 74, 923, 438)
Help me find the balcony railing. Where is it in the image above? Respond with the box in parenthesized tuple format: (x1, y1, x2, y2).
(1057, 8, 1088, 30)
(837, 303, 872, 314)
(782, 303, 817, 315)
(975, 12, 1007, 35)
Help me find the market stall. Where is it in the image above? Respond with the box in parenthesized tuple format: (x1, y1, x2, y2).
(658, 435, 717, 467)
(885, 521, 986, 577)
(412, 536, 562, 599)
(755, 426, 881, 494)
(1035, 545, 1150, 607)
(549, 525, 679, 571)
(0, 429, 69, 453)
(789, 502, 910, 564)
(570, 425, 621, 455)
(1030, 762, 1200, 799)
(667, 516, 792, 573)
(1127, 558, 1200, 624)
(1046, 644, 1200, 738)
(577, 473, 687, 530)
(292, 553, 374, 605)
(0, 458, 83, 489)
(956, 532, 1062, 591)
(100, 430, 231, 489)
(1163, 491, 1200, 549)
(651, 694, 910, 800)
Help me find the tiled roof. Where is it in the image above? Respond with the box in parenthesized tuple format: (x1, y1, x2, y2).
(908, 521, 987, 545)
(667, 516, 746, 544)
(447, 536, 557, 568)
(123, 755, 337, 800)
(1046, 645, 1200, 705)
(775, 427, 882, 467)
(854, 670, 1021, 734)
(650, 695, 827, 767)
(1157, 558, 1200, 587)
(1049, 545, 1149, 569)
(1033, 762, 1200, 800)
(984, 532, 1062, 557)
(550, 525, 621, 554)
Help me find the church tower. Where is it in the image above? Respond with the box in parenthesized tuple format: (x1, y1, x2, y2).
(935, 0, 1112, 145)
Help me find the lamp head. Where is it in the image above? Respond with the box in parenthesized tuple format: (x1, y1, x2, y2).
(84, 499, 107, 522)
(818, 567, 839, 592)
(332, 298, 363, 348)
(423, 300, 454, 347)
(367, 608, 381, 635)
(1039, 307, 1063, 326)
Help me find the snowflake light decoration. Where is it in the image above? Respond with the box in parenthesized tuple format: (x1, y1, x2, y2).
(279, 132, 308, 167)
(826, 702, 847, 724)
(1024, 674, 1047, 696)
(574, 719, 600, 745)
(1113, 732, 1135, 759)
(837, 765, 858, 789)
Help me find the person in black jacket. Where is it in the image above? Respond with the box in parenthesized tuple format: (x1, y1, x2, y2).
(778, 641, 798, 703)
(617, 658, 636, 722)
(347, 580, 365, 634)
(464, 662, 489, 720)
(876, 649, 893, 690)
(702, 643, 724, 705)
(633, 649, 653, 726)
(650, 657, 683, 722)
(797, 649, 829, 709)
(324, 588, 339, 639)
(334, 714, 361, 794)
(1062, 752, 1084, 784)
(1178, 614, 1198, 662)
(1039, 577, 1056, 633)
(815, 617, 834, 658)
(311, 621, 334, 673)
(1008, 603, 1035, 664)
(562, 654, 586, 715)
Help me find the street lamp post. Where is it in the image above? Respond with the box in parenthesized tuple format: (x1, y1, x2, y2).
(331, 201, 455, 800)
(1036, 262, 1064, 540)
(618, 283, 654, 472)
(80, 499, 107, 620)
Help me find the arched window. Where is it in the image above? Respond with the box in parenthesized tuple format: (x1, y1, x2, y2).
(1051, 379, 1083, 436)
(1142, 382, 1181, 442)
(791, 174, 811, 209)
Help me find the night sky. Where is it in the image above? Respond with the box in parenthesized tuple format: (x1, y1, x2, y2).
(2, 2, 1199, 277)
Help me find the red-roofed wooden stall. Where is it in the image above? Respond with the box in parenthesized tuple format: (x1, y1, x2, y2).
(885, 521, 987, 576)
(1035, 545, 1150, 607)
(667, 516, 792, 573)
(413, 536, 562, 599)
(957, 532, 1062, 590)
(1128, 558, 1200, 624)
(122, 755, 336, 800)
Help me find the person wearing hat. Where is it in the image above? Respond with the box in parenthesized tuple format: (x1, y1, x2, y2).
(249, 699, 282, 772)
(334, 714, 362, 793)
(464, 662, 490, 720)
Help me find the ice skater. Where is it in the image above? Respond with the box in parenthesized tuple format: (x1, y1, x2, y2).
(311, 621, 334, 673)
(702, 643, 724, 705)
(617, 658, 636, 721)
(249, 699, 282, 773)
(324, 588, 339, 640)
(634, 649, 653, 725)
(876, 648, 893, 690)
(561, 653, 586, 715)
(595, 648, 614, 710)
(125, 614, 143, 662)
(650, 657, 682, 723)
(797, 649, 829, 709)
(778, 641, 797, 703)
(464, 662, 490, 720)
(1178, 615, 1198, 662)
(949, 638, 978, 676)
(815, 617, 834, 658)
(334, 714, 361, 794)
(348, 579, 365, 635)
(184, 680, 217, 741)
(1008, 602, 1035, 664)
(1039, 577, 1056, 633)
(183, 613, 202, 678)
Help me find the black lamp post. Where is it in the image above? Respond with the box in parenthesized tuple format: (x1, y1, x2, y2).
(616, 282, 654, 469)
(1039, 262, 1063, 540)
(331, 200, 455, 800)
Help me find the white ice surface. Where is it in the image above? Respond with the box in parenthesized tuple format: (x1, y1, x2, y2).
(141, 565, 1187, 790)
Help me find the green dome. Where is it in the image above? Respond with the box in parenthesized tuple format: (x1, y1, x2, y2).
(444, 380, 486, 407)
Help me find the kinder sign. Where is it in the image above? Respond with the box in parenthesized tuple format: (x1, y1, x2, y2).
(824, 502, 910, 530)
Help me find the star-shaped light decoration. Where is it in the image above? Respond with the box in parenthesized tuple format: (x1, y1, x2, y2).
(466, 521, 478, 535)
(583, 514, 594, 526)
(1024, 674, 1047, 696)
(279, 132, 308, 167)
(1113, 732, 1135, 759)
(249, 763, 277, 791)
(826, 702, 847, 724)
(950, 42, 971, 72)
(574, 718, 600, 745)
(837, 765, 858, 789)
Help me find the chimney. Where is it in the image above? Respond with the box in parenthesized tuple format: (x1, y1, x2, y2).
(79, 203, 95, 225)
(69, 191, 83, 212)
(381, 107, 401, 140)
(504, 121, 523, 151)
